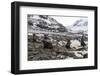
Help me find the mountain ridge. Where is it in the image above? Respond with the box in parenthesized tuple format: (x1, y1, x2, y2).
(28, 15, 67, 33)
(66, 19, 88, 34)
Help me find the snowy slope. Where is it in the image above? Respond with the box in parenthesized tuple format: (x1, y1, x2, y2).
(67, 19, 88, 34)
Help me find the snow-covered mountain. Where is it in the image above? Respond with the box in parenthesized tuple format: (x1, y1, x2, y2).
(28, 15, 67, 33)
(67, 19, 88, 34)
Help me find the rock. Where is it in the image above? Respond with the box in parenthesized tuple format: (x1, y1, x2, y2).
(57, 54, 66, 59)
(83, 53, 88, 58)
(74, 52, 83, 59)
(70, 40, 81, 49)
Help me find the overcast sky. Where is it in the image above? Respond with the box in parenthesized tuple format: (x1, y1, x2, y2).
(51, 16, 88, 27)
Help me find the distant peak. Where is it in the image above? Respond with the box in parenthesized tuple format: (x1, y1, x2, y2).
(73, 19, 88, 26)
